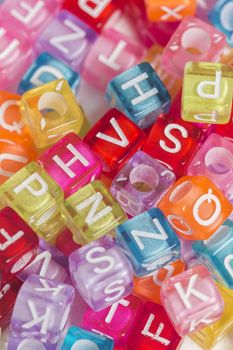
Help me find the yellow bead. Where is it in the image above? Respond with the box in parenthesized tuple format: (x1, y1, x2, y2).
(20, 79, 90, 149)
(191, 283, 233, 350)
(62, 180, 127, 244)
(0, 161, 64, 242)
(182, 62, 233, 124)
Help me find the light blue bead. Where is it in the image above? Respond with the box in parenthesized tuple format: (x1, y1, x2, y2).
(18, 52, 80, 94)
(106, 62, 171, 129)
(209, 0, 233, 47)
(115, 208, 180, 277)
(193, 219, 233, 289)
(61, 327, 114, 350)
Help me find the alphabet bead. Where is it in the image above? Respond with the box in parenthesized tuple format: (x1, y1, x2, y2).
(209, 0, 233, 47)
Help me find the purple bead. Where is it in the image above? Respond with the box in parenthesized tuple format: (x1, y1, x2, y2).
(111, 151, 176, 216)
(179, 237, 198, 268)
(69, 235, 133, 311)
(10, 275, 75, 343)
(7, 335, 58, 350)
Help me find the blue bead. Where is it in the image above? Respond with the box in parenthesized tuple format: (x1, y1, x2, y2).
(106, 62, 171, 129)
(115, 208, 180, 277)
(18, 52, 80, 94)
(61, 326, 114, 350)
(209, 0, 233, 47)
(193, 219, 233, 289)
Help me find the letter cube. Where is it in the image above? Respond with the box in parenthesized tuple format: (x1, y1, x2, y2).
(111, 151, 175, 216)
(20, 79, 89, 149)
(161, 265, 224, 336)
(106, 62, 171, 129)
(10, 274, 75, 343)
(187, 133, 233, 202)
(158, 176, 232, 240)
(62, 180, 127, 245)
(209, 0, 233, 47)
(196, 0, 216, 22)
(116, 208, 181, 277)
(142, 115, 204, 178)
(127, 302, 181, 350)
(0, 162, 65, 242)
(145, 0, 197, 22)
(36, 10, 97, 72)
(69, 235, 133, 311)
(39, 133, 103, 198)
(182, 62, 233, 124)
(0, 92, 32, 146)
(61, 326, 114, 350)
(162, 16, 226, 77)
(82, 294, 143, 346)
(18, 52, 80, 94)
(84, 109, 145, 174)
(7, 335, 58, 350)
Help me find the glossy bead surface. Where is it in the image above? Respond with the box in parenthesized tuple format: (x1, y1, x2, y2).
(111, 151, 175, 216)
(69, 235, 133, 311)
(18, 52, 80, 94)
(196, 0, 216, 22)
(36, 10, 97, 72)
(116, 208, 181, 277)
(161, 265, 224, 336)
(39, 133, 103, 198)
(162, 16, 226, 78)
(209, 0, 233, 47)
(182, 62, 233, 124)
(20, 79, 89, 149)
(158, 176, 232, 240)
(62, 180, 127, 245)
(55, 228, 81, 257)
(106, 62, 171, 129)
(7, 336, 58, 350)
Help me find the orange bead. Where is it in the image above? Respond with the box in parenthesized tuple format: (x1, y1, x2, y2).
(158, 176, 232, 240)
(0, 92, 32, 146)
(145, 0, 197, 22)
(0, 141, 37, 184)
(133, 260, 185, 304)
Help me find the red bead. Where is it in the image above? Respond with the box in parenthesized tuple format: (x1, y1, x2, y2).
(55, 228, 81, 256)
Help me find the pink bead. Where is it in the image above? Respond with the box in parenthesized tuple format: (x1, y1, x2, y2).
(83, 28, 145, 91)
(82, 294, 143, 346)
(196, 0, 216, 22)
(39, 132, 103, 198)
(161, 265, 224, 336)
(162, 16, 226, 78)
(0, 21, 34, 90)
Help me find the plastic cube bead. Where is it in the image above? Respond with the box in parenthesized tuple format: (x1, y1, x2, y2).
(161, 265, 224, 336)
(83, 28, 144, 90)
(39, 133, 103, 198)
(127, 302, 181, 350)
(116, 208, 181, 277)
(1, 0, 62, 40)
(196, 0, 216, 22)
(61, 326, 114, 350)
(10, 274, 75, 343)
(182, 62, 233, 124)
(162, 16, 226, 78)
(55, 228, 81, 257)
(20, 79, 89, 149)
(111, 151, 176, 216)
(7, 336, 58, 350)
(193, 219, 233, 289)
(18, 52, 80, 94)
(145, 0, 197, 22)
(158, 176, 232, 240)
(84, 108, 145, 174)
(187, 133, 233, 202)
(142, 115, 204, 178)
(36, 10, 97, 72)
(69, 235, 133, 311)
(0, 92, 32, 146)
(62, 180, 127, 245)
(209, 0, 233, 47)
(133, 260, 185, 304)
(179, 237, 197, 267)
(0, 161, 65, 242)
(106, 62, 171, 129)
(83, 294, 143, 346)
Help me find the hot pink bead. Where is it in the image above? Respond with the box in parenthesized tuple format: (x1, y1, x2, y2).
(162, 16, 226, 78)
(39, 132, 103, 198)
(161, 265, 224, 336)
(83, 28, 145, 91)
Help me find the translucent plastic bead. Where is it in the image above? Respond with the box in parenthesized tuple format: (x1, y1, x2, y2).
(209, 0, 233, 47)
